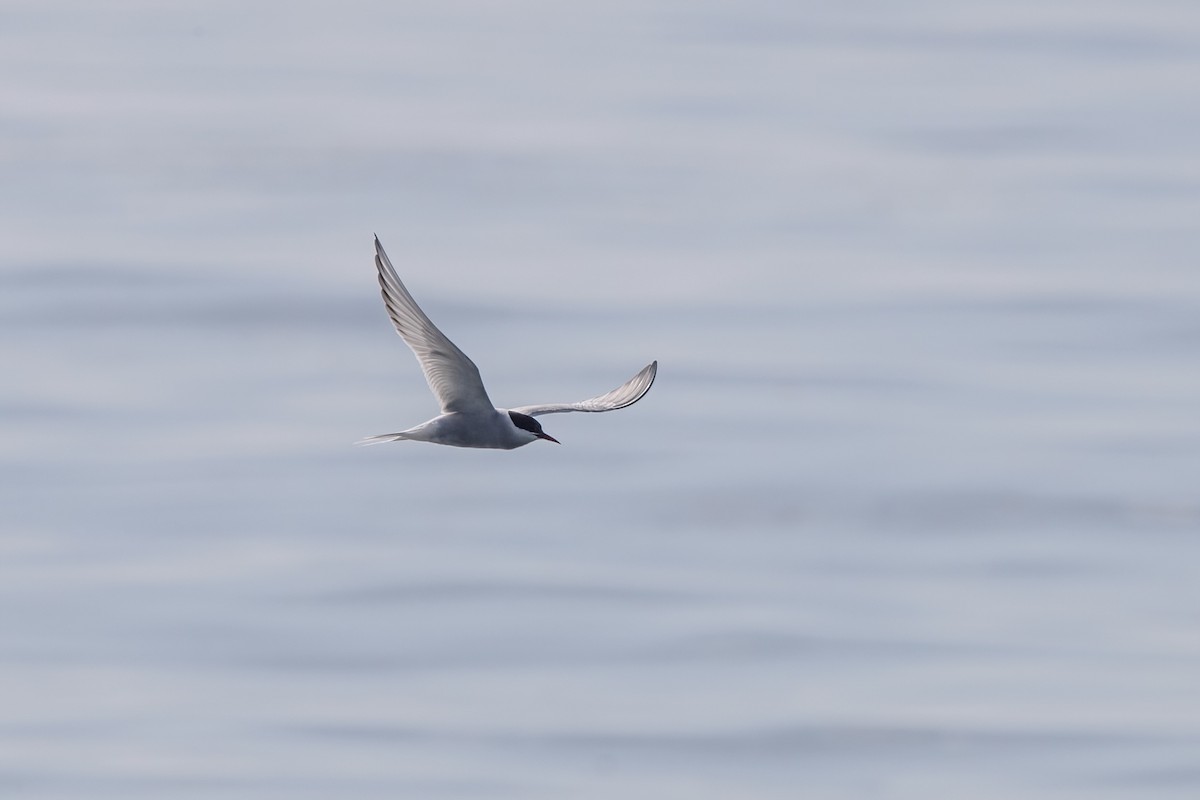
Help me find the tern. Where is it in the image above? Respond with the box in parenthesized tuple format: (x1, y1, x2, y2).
(358, 237, 657, 449)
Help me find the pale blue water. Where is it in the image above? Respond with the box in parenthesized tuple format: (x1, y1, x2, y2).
(2, 2, 1200, 798)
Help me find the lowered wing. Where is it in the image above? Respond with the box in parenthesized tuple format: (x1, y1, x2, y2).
(509, 361, 657, 417)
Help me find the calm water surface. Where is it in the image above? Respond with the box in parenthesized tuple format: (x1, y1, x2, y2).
(2, 2, 1199, 798)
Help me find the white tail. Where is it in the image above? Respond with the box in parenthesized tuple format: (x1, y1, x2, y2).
(354, 432, 412, 446)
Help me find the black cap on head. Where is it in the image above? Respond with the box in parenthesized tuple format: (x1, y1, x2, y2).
(508, 411, 560, 443)
(507, 411, 543, 435)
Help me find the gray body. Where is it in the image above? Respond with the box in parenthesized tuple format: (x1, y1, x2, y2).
(363, 409, 540, 450)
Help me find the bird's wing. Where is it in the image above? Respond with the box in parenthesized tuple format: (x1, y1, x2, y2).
(509, 361, 657, 417)
(373, 236, 495, 414)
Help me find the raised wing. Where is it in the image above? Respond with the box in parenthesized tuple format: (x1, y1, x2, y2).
(509, 361, 657, 417)
(373, 236, 494, 414)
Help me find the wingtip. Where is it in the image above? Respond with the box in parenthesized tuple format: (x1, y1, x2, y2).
(373, 235, 388, 272)
(643, 360, 657, 394)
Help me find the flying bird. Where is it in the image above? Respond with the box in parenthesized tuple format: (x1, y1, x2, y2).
(358, 236, 657, 449)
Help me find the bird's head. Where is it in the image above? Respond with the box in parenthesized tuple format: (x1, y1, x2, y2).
(508, 411, 560, 444)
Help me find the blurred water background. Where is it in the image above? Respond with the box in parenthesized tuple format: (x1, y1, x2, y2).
(2, 1, 1200, 797)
